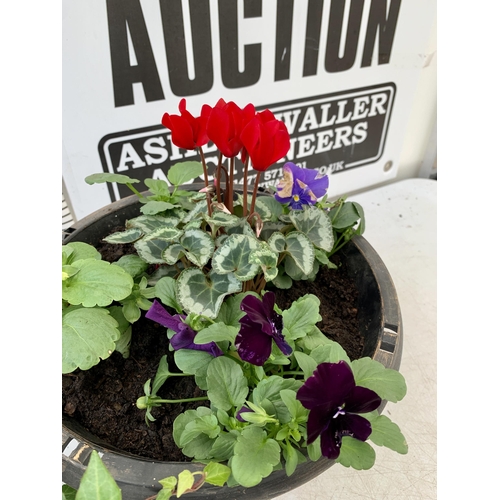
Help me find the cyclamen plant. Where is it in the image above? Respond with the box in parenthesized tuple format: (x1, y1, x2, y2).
(63, 98, 407, 497)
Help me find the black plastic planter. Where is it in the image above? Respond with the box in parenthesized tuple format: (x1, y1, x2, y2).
(62, 190, 403, 500)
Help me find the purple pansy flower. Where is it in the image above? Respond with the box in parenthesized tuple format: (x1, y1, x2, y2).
(145, 300, 223, 357)
(275, 162, 329, 209)
(235, 405, 253, 422)
(235, 292, 292, 366)
(296, 361, 381, 460)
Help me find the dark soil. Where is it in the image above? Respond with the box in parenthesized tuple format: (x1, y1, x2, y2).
(62, 244, 363, 462)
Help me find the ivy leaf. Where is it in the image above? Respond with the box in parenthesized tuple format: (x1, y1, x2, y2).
(62, 259, 134, 307)
(74, 451, 121, 500)
(176, 268, 242, 319)
(203, 462, 231, 487)
(176, 470, 195, 497)
(231, 427, 281, 487)
(206, 357, 248, 411)
(365, 414, 408, 454)
(62, 308, 120, 373)
(62, 485, 77, 500)
(336, 437, 376, 470)
(351, 358, 407, 402)
(167, 161, 204, 186)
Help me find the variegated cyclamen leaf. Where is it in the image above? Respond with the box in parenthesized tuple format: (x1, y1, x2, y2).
(182, 200, 209, 224)
(249, 244, 279, 281)
(225, 219, 256, 238)
(288, 206, 334, 252)
(268, 232, 286, 253)
(284, 232, 315, 275)
(260, 222, 287, 241)
(204, 211, 241, 229)
(134, 238, 171, 264)
(236, 194, 273, 221)
(176, 268, 242, 319)
(146, 226, 183, 241)
(212, 234, 260, 281)
(163, 243, 185, 265)
(103, 228, 144, 244)
(180, 228, 215, 267)
(126, 214, 180, 233)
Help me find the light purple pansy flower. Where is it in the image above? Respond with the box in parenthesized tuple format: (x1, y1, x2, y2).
(296, 361, 381, 460)
(274, 162, 329, 209)
(235, 292, 292, 366)
(145, 300, 223, 357)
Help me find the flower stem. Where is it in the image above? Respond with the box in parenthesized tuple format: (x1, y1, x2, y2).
(198, 147, 212, 216)
(152, 396, 209, 404)
(242, 157, 249, 216)
(127, 183, 146, 199)
(249, 171, 262, 216)
(216, 151, 223, 203)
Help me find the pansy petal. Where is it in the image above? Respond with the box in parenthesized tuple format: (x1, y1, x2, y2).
(306, 406, 332, 445)
(169, 327, 197, 350)
(272, 331, 293, 356)
(320, 421, 342, 460)
(336, 413, 372, 442)
(145, 300, 185, 331)
(297, 361, 355, 410)
(344, 386, 382, 414)
(235, 326, 272, 366)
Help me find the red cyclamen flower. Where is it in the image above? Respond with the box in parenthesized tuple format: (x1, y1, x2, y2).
(206, 99, 256, 158)
(161, 98, 212, 150)
(240, 109, 290, 171)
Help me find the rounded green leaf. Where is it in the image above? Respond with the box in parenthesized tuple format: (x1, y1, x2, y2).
(85, 172, 140, 185)
(167, 161, 204, 186)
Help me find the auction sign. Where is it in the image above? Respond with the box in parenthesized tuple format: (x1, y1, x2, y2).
(63, 0, 435, 219)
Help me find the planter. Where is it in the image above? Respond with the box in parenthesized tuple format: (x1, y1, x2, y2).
(62, 190, 403, 500)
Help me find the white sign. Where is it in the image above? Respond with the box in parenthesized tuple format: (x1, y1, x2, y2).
(63, 0, 436, 220)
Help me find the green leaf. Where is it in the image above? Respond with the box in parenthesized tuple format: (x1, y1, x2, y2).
(254, 195, 284, 221)
(282, 294, 322, 340)
(114, 254, 149, 277)
(351, 358, 407, 402)
(215, 293, 246, 327)
(62, 259, 134, 307)
(144, 178, 171, 196)
(127, 214, 180, 233)
(108, 305, 132, 358)
(62, 308, 120, 373)
(231, 427, 281, 487)
(193, 323, 238, 344)
(307, 437, 321, 462)
(293, 351, 318, 378)
(176, 470, 195, 497)
(173, 408, 217, 459)
(151, 355, 172, 395)
(336, 437, 376, 470)
(330, 201, 361, 229)
(179, 414, 220, 445)
(366, 414, 408, 454)
(75, 451, 121, 500)
(296, 325, 334, 351)
(62, 485, 77, 500)
(134, 237, 171, 264)
(288, 206, 334, 251)
(309, 343, 351, 366)
(141, 200, 175, 215)
(211, 234, 260, 281)
(63, 242, 101, 263)
(176, 268, 242, 319)
(206, 357, 248, 411)
(154, 277, 183, 313)
(168, 161, 204, 186)
(209, 432, 238, 461)
(85, 172, 139, 185)
(174, 349, 214, 390)
(203, 462, 231, 486)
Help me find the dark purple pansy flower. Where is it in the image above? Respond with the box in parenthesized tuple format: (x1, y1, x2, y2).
(275, 162, 329, 209)
(145, 300, 223, 357)
(235, 292, 292, 366)
(296, 361, 381, 460)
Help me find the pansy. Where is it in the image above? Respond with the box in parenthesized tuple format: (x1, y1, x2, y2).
(161, 98, 212, 150)
(145, 300, 223, 357)
(235, 292, 292, 366)
(275, 162, 329, 209)
(296, 361, 381, 460)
